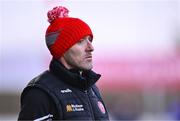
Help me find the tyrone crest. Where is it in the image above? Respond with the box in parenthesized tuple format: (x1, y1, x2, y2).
(97, 101, 106, 114)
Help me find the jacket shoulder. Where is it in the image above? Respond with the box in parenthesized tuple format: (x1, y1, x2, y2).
(20, 70, 63, 119)
(28, 70, 54, 85)
(21, 71, 53, 101)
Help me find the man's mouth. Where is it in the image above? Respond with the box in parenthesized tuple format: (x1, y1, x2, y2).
(85, 55, 92, 60)
(86, 55, 92, 58)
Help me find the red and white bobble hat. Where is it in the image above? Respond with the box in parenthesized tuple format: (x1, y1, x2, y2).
(45, 6, 93, 59)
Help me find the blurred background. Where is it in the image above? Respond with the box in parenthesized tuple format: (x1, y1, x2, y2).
(0, 0, 180, 120)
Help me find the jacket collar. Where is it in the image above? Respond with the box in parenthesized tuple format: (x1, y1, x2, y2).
(49, 59, 101, 90)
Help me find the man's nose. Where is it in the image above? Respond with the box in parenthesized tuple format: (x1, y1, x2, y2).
(86, 40, 94, 52)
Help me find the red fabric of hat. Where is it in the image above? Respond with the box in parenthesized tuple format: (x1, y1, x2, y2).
(45, 6, 93, 59)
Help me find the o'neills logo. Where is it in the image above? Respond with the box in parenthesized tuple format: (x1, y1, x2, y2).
(61, 89, 72, 93)
(66, 104, 84, 112)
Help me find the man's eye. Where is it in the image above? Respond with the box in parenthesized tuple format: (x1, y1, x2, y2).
(78, 39, 84, 44)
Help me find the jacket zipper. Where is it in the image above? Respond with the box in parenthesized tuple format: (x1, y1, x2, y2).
(84, 90, 95, 120)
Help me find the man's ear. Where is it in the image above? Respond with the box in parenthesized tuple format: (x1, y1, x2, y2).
(58, 55, 71, 69)
(58, 56, 65, 64)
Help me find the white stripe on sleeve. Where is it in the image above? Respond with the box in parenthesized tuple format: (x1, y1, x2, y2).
(34, 114, 53, 121)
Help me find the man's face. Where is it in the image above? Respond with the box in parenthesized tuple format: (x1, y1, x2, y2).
(61, 35, 94, 70)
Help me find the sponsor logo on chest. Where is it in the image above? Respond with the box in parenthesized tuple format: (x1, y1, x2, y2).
(66, 104, 84, 112)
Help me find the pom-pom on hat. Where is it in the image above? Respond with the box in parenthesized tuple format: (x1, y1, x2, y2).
(45, 6, 93, 59)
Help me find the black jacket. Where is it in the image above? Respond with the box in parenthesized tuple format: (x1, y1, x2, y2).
(18, 59, 109, 120)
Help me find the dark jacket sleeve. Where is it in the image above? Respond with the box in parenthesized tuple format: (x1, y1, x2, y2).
(18, 88, 56, 120)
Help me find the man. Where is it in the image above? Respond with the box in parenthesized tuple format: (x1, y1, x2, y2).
(18, 6, 109, 120)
